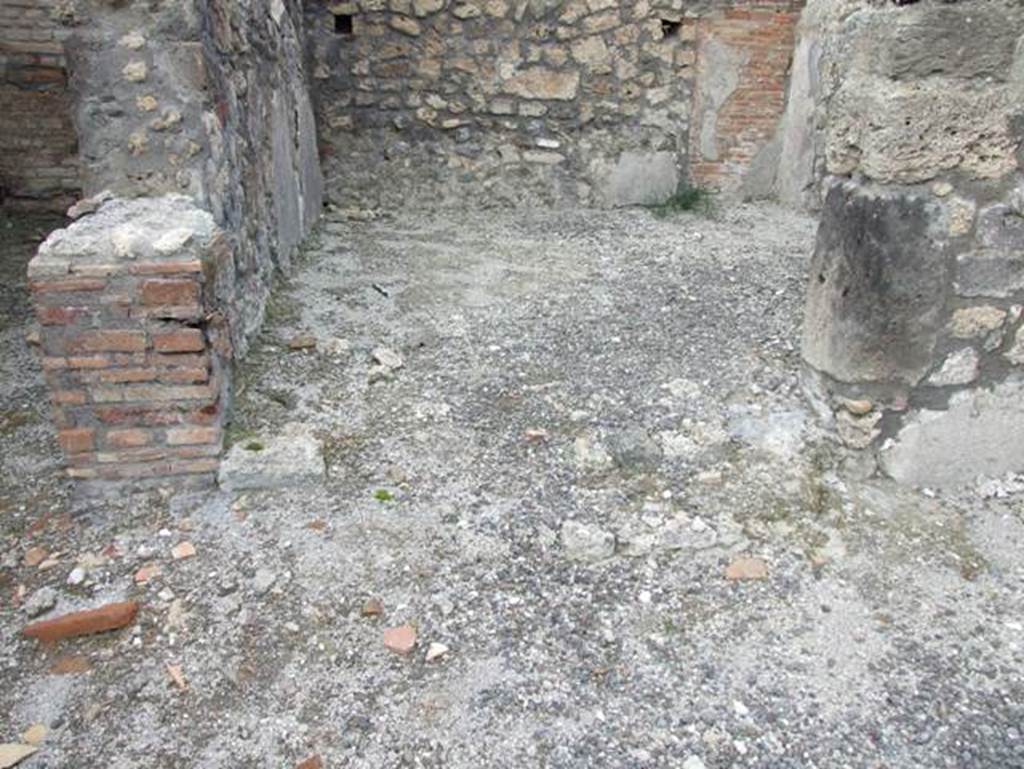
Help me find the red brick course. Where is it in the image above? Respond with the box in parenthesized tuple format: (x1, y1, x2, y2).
(153, 328, 206, 353)
(142, 278, 200, 307)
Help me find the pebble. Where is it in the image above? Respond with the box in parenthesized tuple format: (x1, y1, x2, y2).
(425, 642, 449, 662)
(23, 587, 57, 618)
(253, 569, 276, 595)
(682, 756, 706, 769)
(23, 723, 47, 745)
(725, 555, 769, 581)
(171, 541, 196, 560)
(561, 520, 615, 563)
(361, 598, 384, 617)
(372, 346, 404, 369)
(384, 624, 417, 655)
(67, 567, 86, 586)
(322, 337, 351, 357)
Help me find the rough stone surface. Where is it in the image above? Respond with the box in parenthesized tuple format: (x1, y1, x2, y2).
(27, 196, 227, 485)
(821, 1, 1024, 184)
(926, 348, 980, 387)
(880, 379, 1024, 488)
(802, 181, 949, 384)
(0, 2, 80, 211)
(305, 1, 800, 209)
(218, 424, 326, 491)
(798, 0, 1024, 482)
(61, 0, 323, 357)
(599, 151, 679, 208)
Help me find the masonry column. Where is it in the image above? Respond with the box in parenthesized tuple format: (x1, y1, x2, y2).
(28, 195, 231, 485)
(799, 0, 1024, 487)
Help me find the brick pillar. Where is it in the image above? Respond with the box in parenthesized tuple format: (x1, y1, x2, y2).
(27, 195, 231, 486)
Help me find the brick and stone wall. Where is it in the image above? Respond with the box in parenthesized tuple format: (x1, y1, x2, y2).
(305, 0, 694, 209)
(799, 0, 1024, 487)
(0, 0, 80, 210)
(60, 0, 322, 356)
(689, 3, 803, 196)
(306, 0, 802, 209)
(28, 196, 228, 485)
(26, 0, 323, 486)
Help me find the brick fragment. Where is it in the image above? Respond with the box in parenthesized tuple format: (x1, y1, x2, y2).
(58, 428, 95, 454)
(383, 624, 417, 655)
(97, 368, 158, 384)
(30, 278, 106, 293)
(725, 556, 769, 581)
(106, 428, 151, 448)
(166, 426, 219, 446)
(68, 330, 147, 353)
(37, 306, 90, 325)
(142, 279, 199, 307)
(23, 601, 139, 643)
(52, 389, 86, 405)
(159, 366, 209, 384)
(68, 356, 114, 369)
(153, 328, 205, 353)
(130, 259, 203, 275)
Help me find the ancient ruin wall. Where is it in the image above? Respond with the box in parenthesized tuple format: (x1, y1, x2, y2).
(799, 0, 1024, 486)
(0, 0, 80, 210)
(306, 0, 802, 209)
(55, 0, 322, 356)
(27, 0, 323, 485)
(689, 4, 802, 196)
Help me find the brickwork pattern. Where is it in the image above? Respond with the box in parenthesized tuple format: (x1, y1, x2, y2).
(27, 197, 226, 484)
(0, 0, 80, 209)
(690, 3, 803, 191)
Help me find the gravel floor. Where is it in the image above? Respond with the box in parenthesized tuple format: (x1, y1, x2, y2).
(1, 204, 1023, 769)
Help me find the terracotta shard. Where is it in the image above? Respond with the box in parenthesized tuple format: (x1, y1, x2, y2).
(49, 655, 93, 675)
(725, 556, 769, 581)
(23, 601, 139, 643)
(383, 623, 417, 655)
(295, 755, 323, 769)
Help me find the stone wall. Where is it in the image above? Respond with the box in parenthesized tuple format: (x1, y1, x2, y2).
(800, 0, 1024, 487)
(58, 0, 323, 355)
(0, 0, 80, 210)
(689, 3, 803, 196)
(306, 0, 801, 209)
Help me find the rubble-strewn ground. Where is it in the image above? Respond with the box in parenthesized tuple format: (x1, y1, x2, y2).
(2, 205, 1024, 769)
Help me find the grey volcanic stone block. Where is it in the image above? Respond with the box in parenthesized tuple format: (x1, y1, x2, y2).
(956, 204, 1024, 297)
(802, 181, 950, 384)
(879, 379, 1024, 488)
(218, 423, 326, 491)
(601, 151, 678, 207)
(955, 250, 1024, 299)
(854, 4, 1021, 83)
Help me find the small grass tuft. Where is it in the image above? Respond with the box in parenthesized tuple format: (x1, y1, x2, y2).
(244, 440, 265, 452)
(373, 489, 394, 502)
(646, 184, 715, 218)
